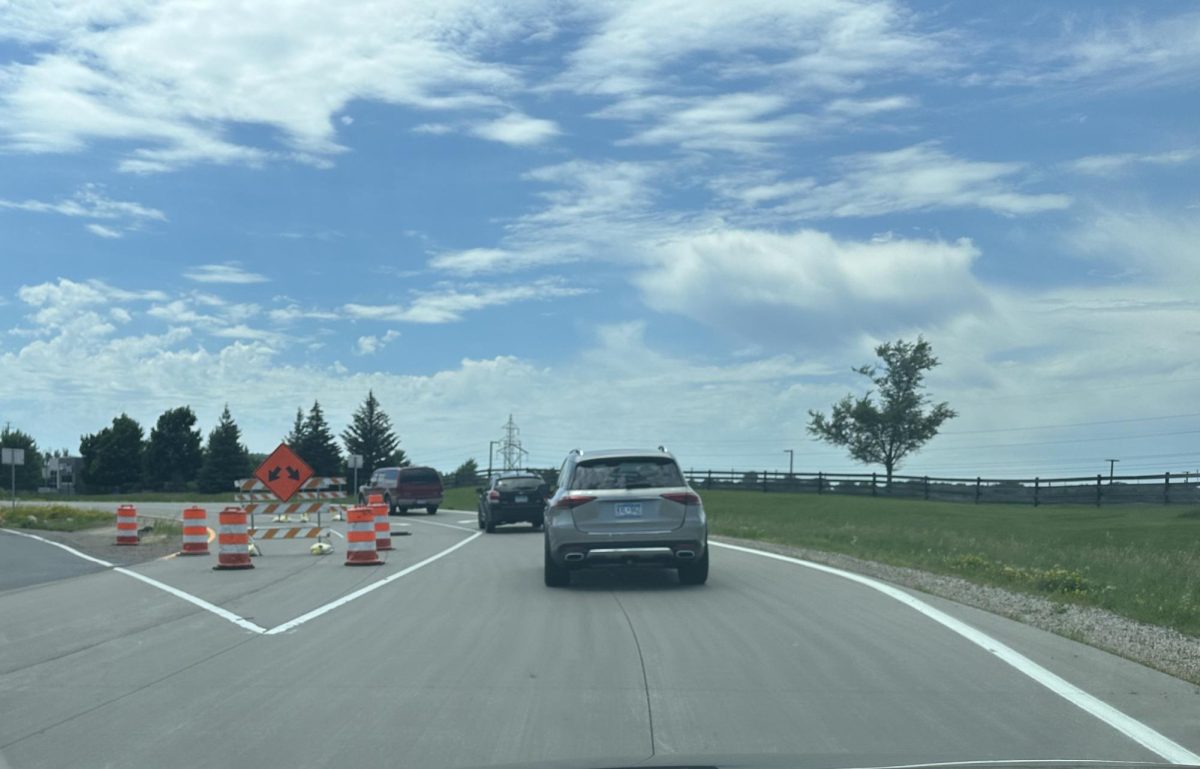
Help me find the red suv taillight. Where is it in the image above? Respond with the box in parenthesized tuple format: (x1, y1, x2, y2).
(488, 490, 500, 501)
(552, 495, 596, 510)
(660, 492, 700, 505)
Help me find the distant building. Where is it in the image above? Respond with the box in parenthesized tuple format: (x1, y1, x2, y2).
(40, 455, 84, 494)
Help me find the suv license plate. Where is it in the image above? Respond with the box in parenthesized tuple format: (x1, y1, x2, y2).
(614, 503, 642, 519)
(515, 495, 528, 503)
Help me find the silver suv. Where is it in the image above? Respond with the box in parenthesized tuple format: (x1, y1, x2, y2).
(543, 448, 709, 587)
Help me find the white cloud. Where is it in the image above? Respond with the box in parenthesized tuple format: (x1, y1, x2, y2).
(1070, 208, 1200, 283)
(344, 279, 589, 324)
(86, 223, 122, 238)
(268, 304, 340, 323)
(354, 329, 401, 356)
(428, 248, 517, 276)
(619, 92, 818, 154)
(742, 143, 1071, 219)
(183, 264, 269, 284)
(636, 228, 988, 345)
(412, 122, 455, 135)
(470, 112, 559, 146)
(1065, 149, 1198, 176)
(0, 183, 166, 236)
(0, 0, 550, 171)
(825, 94, 917, 116)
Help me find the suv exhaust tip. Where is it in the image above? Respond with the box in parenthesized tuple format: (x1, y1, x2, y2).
(675, 549, 696, 560)
(563, 552, 585, 563)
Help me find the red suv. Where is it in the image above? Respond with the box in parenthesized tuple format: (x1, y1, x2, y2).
(358, 466, 444, 515)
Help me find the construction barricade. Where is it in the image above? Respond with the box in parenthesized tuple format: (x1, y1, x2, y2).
(179, 506, 209, 556)
(115, 504, 139, 545)
(345, 506, 382, 566)
(368, 494, 393, 552)
(213, 507, 254, 570)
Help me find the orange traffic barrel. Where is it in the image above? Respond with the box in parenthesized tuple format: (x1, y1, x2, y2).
(179, 506, 209, 556)
(213, 507, 254, 570)
(345, 506, 382, 566)
(115, 504, 139, 545)
(368, 494, 392, 551)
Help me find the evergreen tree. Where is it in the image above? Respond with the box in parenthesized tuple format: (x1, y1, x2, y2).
(198, 405, 251, 493)
(284, 407, 307, 448)
(296, 401, 342, 476)
(144, 406, 203, 490)
(341, 390, 406, 478)
(0, 424, 44, 492)
(451, 458, 479, 487)
(79, 414, 145, 492)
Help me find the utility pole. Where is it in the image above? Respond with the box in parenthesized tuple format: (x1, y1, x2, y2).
(783, 449, 794, 477)
(487, 440, 499, 479)
(1105, 458, 1119, 484)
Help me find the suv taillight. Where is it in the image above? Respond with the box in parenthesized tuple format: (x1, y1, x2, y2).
(488, 490, 500, 501)
(552, 495, 596, 510)
(660, 492, 700, 505)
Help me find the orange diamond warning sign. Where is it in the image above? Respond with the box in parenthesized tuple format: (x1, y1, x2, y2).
(254, 443, 314, 502)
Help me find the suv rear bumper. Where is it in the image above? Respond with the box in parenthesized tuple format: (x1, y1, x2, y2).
(549, 538, 705, 567)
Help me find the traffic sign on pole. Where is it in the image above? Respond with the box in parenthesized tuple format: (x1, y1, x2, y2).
(2, 448, 24, 511)
(253, 443, 314, 502)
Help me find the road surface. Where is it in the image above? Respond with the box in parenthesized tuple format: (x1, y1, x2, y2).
(1, 511, 1198, 769)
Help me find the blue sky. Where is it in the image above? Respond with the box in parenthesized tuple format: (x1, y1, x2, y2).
(1, 0, 1198, 477)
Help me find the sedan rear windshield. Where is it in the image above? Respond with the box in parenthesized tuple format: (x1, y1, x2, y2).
(497, 477, 543, 491)
(570, 457, 684, 490)
(399, 468, 440, 484)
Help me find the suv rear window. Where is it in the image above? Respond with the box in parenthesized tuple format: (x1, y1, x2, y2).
(398, 468, 440, 484)
(570, 457, 683, 490)
(497, 476, 543, 491)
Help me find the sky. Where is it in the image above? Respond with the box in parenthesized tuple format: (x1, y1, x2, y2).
(1, 0, 1198, 479)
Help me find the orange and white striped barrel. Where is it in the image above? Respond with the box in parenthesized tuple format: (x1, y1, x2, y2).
(179, 506, 209, 556)
(115, 504, 139, 545)
(368, 493, 392, 552)
(345, 506, 381, 566)
(213, 507, 254, 570)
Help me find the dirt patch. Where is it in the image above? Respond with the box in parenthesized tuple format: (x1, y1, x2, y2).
(29, 519, 184, 566)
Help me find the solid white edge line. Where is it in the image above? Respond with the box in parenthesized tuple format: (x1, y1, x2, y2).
(710, 540, 1200, 765)
(3, 527, 266, 634)
(2, 528, 115, 567)
(263, 531, 481, 635)
(112, 567, 267, 634)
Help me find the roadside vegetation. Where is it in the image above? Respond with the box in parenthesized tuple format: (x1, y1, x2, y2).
(0, 504, 116, 531)
(703, 490, 1200, 637)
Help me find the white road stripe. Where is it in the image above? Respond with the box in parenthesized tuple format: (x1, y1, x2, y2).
(3, 528, 115, 567)
(710, 540, 1200, 765)
(113, 567, 267, 634)
(264, 531, 481, 635)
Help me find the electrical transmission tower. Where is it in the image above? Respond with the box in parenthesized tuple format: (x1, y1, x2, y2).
(498, 414, 527, 470)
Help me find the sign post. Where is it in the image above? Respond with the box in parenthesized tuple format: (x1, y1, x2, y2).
(347, 454, 363, 502)
(2, 448, 25, 512)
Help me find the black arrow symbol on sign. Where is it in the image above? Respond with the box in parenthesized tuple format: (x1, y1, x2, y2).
(286, 466, 301, 481)
(268, 466, 281, 481)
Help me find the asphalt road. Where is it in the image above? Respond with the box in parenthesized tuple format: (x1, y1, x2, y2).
(1, 511, 1198, 769)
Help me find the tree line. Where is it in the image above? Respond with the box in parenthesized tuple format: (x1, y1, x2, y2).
(1, 390, 411, 494)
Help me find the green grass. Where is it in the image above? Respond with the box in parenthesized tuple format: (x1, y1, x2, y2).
(21, 491, 242, 503)
(443, 486, 479, 510)
(0, 504, 116, 531)
(703, 490, 1200, 637)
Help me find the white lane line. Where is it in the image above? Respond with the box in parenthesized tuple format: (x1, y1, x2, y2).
(710, 540, 1200, 765)
(408, 517, 477, 532)
(112, 567, 267, 634)
(329, 529, 345, 539)
(3, 528, 115, 567)
(264, 531, 481, 635)
(3, 527, 267, 634)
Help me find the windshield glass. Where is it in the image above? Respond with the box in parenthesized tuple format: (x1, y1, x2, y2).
(571, 458, 685, 490)
(2, 3, 1197, 769)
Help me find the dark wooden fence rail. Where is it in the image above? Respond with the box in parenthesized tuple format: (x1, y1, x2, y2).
(466, 467, 1196, 506)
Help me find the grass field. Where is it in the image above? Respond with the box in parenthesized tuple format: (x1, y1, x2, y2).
(702, 490, 1200, 637)
(0, 503, 117, 531)
(21, 491, 243, 503)
(443, 486, 478, 510)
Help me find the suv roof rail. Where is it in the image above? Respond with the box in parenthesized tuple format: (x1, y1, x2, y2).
(657, 445, 667, 452)
(569, 448, 581, 455)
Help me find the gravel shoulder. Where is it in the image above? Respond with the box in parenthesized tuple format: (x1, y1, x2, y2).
(21, 522, 182, 566)
(714, 534, 1200, 686)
